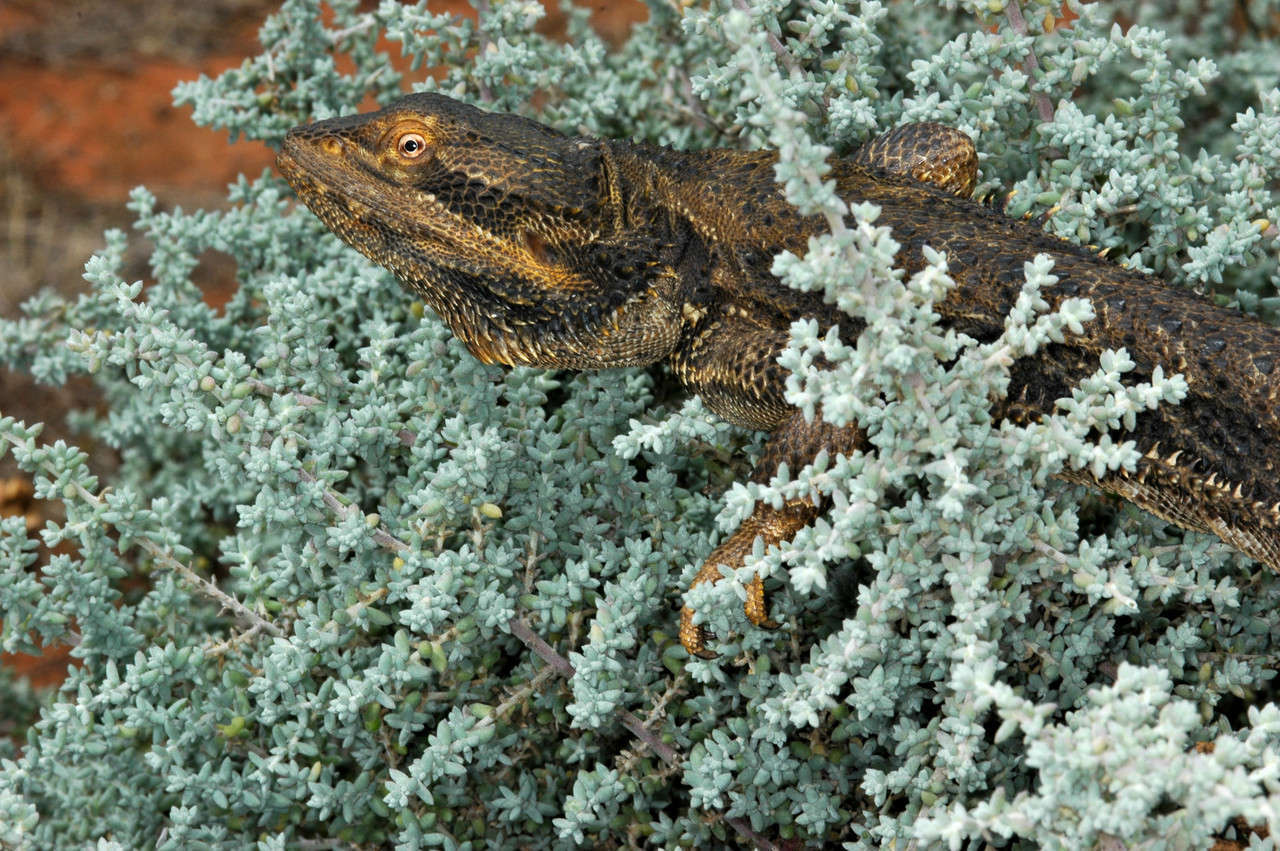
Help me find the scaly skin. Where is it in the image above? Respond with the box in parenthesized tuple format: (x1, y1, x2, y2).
(277, 93, 1280, 658)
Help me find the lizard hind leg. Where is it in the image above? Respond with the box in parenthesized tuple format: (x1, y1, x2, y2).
(851, 122, 978, 198)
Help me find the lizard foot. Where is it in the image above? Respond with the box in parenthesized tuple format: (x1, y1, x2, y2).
(678, 499, 816, 659)
(679, 568, 776, 659)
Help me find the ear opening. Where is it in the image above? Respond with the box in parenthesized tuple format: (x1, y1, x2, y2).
(522, 228, 552, 265)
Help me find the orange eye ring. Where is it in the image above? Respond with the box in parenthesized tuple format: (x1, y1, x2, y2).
(397, 132, 428, 159)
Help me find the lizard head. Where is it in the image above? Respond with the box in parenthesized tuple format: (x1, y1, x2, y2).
(277, 92, 682, 369)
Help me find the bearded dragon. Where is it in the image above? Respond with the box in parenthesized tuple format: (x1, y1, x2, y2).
(277, 93, 1280, 658)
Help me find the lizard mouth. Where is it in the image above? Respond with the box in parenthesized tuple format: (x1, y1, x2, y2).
(277, 134, 461, 265)
(277, 131, 592, 298)
(276, 142, 395, 266)
(273, 145, 311, 197)
(276, 137, 388, 218)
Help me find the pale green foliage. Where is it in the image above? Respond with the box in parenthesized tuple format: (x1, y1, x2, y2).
(1, 0, 1279, 848)
(916, 665, 1280, 849)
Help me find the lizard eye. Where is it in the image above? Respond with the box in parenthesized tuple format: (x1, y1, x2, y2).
(396, 132, 428, 159)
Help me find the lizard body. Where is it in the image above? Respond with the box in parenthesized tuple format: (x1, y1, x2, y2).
(278, 93, 1280, 657)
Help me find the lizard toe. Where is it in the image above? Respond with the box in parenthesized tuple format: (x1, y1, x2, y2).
(680, 606, 720, 659)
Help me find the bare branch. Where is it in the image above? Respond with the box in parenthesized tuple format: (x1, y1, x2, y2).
(1004, 0, 1056, 125)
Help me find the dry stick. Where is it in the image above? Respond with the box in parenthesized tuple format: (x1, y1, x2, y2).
(506, 619, 779, 851)
(1003, 0, 1056, 125)
(0, 430, 283, 638)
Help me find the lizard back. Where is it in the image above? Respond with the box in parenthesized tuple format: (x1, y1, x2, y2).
(844, 163, 1280, 568)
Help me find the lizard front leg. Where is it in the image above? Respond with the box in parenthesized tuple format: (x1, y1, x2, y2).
(671, 123, 973, 658)
(671, 314, 866, 658)
(679, 411, 867, 658)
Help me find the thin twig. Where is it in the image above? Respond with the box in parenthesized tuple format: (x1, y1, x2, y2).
(473, 0, 495, 103)
(732, 0, 800, 79)
(205, 622, 270, 657)
(1004, 0, 1056, 125)
(506, 619, 779, 851)
(0, 426, 284, 639)
(730, 0, 827, 122)
(294, 465, 408, 554)
(474, 666, 558, 731)
(508, 617, 575, 678)
(296, 840, 360, 851)
(247, 377, 321, 408)
(326, 18, 377, 46)
(134, 524, 283, 636)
